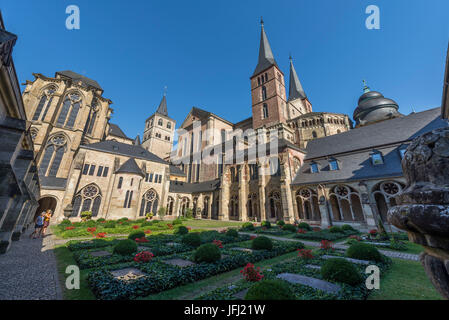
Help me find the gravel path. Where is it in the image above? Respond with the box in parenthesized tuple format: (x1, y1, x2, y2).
(240, 232, 420, 261)
(0, 229, 63, 300)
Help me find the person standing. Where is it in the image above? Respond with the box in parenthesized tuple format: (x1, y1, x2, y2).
(41, 210, 52, 236)
(30, 213, 45, 239)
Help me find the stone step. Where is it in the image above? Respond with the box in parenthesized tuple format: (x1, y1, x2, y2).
(276, 273, 340, 295)
(322, 255, 370, 265)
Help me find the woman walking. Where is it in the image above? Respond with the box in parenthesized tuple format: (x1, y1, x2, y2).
(41, 210, 52, 236)
(30, 213, 45, 239)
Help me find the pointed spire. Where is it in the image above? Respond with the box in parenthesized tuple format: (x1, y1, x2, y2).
(288, 56, 307, 101)
(252, 18, 278, 76)
(363, 80, 371, 93)
(156, 94, 168, 116)
(134, 135, 141, 146)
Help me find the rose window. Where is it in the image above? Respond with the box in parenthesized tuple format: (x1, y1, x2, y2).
(382, 182, 400, 195)
(300, 189, 311, 198)
(83, 185, 99, 198)
(145, 190, 156, 201)
(335, 186, 349, 197)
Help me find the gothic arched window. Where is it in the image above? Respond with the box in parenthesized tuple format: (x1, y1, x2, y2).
(312, 131, 317, 138)
(56, 92, 82, 128)
(32, 86, 57, 121)
(139, 189, 159, 216)
(262, 104, 269, 119)
(262, 86, 267, 100)
(39, 134, 67, 177)
(71, 184, 102, 217)
(85, 98, 99, 135)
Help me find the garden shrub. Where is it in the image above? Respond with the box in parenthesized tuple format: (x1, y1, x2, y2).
(276, 220, 285, 227)
(346, 242, 383, 262)
(329, 226, 343, 234)
(282, 224, 296, 232)
(172, 218, 182, 225)
(80, 211, 92, 221)
(128, 231, 146, 241)
(244, 280, 295, 300)
(193, 243, 221, 263)
(60, 219, 72, 226)
(242, 222, 255, 231)
(297, 222, 311, 231)
(85, 220, 97, 227)
(226, 229, 239, 238)
(104, 221, 116, 229)
(185, 208, 194, 219)
(113, 239, 138, 255)
(141, 221, 152, 227)
(261, 221, 271, 228)
(341, 224, 355, 231)
(182, 233, 202, 247)
(252, 236, 273, 250)
(321, 258, 363, 286)
(135, 218, 146, 224)
(175, 226, 189, 235)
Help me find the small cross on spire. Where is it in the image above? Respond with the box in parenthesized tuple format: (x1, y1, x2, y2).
(362, 80, 370, 93)
(260, 16, 264, 26)
(163, 86, 168, 96)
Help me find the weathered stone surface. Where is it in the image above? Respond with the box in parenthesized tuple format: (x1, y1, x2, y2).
(111, 267, 147, 281)
(90, 250, 111, 257)
(276, 273, 341, 294)
(163, 258, 196, 268)
(233, 288, 249, 300)
(304, 264, 321, 270)
(322, 255, 370, 265)
(230, 247, 253, 253)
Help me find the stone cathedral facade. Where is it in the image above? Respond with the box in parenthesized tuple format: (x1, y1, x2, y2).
(18, 20, 448, 234)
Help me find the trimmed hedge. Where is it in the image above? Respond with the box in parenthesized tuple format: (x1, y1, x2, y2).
(252, 236, 273, 250)
(261, 221, 271, 228)
(245, 280, 295, 300)
(282, 224, 297, 232)
(182, 233, 202, 247)
(329, 226, 343, 234)
(194, 243, 221, 263)
(321, 258, 363, 286)
(113, 239, 137, 255)
(297, 222, 311, 231)
(175, 226, 189, 235)
(241, 222, 255, 231)
(276, 220, 285, 227)
(226, 229, 239, 238)
(346, 243, 384, 262)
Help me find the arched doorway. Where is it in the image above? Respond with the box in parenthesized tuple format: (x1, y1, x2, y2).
(35, 197, 57, 219)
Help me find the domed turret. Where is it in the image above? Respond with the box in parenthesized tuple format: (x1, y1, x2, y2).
(353, 81, 402, 127)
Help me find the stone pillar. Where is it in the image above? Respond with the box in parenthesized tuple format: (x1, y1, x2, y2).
(279, 155, 294, 223)
(238, 165, 248, 221)
(291, 187, 299, 221)
(317, 185, 331, 229)
(388, 127, 449, 299)
(358, 181, 378, 229)
(218, 167, 230, 220)
(258, 161, 267, 222)
(207, 194, 213, 219)
(174, 195, 181, 217)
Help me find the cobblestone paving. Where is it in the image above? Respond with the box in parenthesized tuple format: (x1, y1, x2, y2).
(0, 229, 62, 300)
(241, 232, 420, 261)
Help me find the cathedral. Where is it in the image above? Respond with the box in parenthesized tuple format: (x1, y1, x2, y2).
(1, 16, 447, 254)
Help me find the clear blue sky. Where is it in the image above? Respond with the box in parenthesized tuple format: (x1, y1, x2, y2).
(2, 0, 449, 140)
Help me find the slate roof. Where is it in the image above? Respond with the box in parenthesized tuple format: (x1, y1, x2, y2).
(288, 58, 307, 100)
(169, 179, 220, 193)
(156, 95, 168, 116)
(81, 140, 167, 164)
(292, 107, 448, 186)
(252, 20, 279, 77)
(39, 177, 67, 190)
(108, 123, 130, 139)
(169, 165, 186, 176)
(304, 107, 445, 160)
(55, 70, 102, 90)
(115, 158, 144, 177)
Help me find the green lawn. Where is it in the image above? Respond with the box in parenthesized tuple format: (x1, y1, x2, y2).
(183, 219, 245, 229)
(53, 245, 95, 300)
(368, 258, 442, 300)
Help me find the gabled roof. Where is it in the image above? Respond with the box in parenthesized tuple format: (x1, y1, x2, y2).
(304, 107, 445, 160)
(181, 106, 234, 128)
(108, 123, 130, 139)
(169, 179, 220, 193)
(288, 57, 307, 100)
(115, 158, 144, 177)
(55, 70, 102, 90)
(156, 95, 168, 116)
(252, 20, 279, 77)
(81, 140, 167, 164)
(169, 165, 186, 176)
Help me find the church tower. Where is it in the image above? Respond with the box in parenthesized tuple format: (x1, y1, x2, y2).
(286, 56, 312, 118)
(251, 19, 288, 130)
(141, 94, 175, 160)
